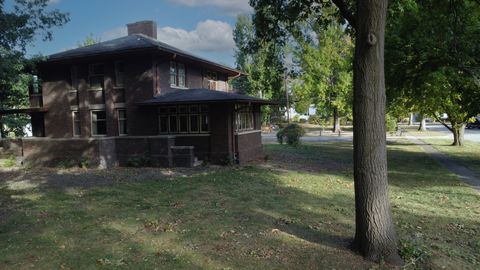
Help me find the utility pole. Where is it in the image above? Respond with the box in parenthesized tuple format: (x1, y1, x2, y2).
(284, 71, 290, 123)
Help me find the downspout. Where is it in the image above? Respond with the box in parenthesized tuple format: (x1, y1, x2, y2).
(231, 104, 237, 164)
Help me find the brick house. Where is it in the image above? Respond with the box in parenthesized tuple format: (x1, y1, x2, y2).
(0, 21, 275, 167)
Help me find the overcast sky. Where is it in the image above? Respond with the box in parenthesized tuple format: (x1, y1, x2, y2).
(22, 0, 252, 68)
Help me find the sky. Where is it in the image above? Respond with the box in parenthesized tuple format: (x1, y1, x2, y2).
(21, 0, 253, 68)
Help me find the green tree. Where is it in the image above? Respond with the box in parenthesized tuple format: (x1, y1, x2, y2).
(250, 0, 403, 264)
(292, 23, 353, 132)
(232, 14, 286, 123)
(0, 0, 69, 137)
(386, 0, 480, 145)
(77, 33, 101, 48)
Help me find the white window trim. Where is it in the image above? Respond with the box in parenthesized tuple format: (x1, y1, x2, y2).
(90, 110, 107, 137)
(72, 111, 81, 137)
(117, 109, 127, 136)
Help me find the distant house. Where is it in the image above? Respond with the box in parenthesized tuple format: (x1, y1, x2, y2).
(0, 21, 275, 167)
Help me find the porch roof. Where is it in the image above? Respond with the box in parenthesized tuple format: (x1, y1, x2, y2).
(138, 88, 277, 106)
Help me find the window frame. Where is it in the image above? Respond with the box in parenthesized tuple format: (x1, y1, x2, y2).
(157, 105, 209, 134)
(117, 109, 127, 135)
(88, 63, 104, 90)
(72, 110, 81, 137)
(90, 110, 107, 136)
(170, 61, 188, 88)
(235, 105, 255, 132)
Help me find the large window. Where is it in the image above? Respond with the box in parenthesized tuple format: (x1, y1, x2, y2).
(114, 61, 124, 87)
(170, 61, 186, 88)
(118, 109, 127, 135)
(158, 105, 209, 134)
(88, 63, 104, 89)
(91, 110, 106, 136)
(235, 105, 255, 131)
(72, 111, 81, 136)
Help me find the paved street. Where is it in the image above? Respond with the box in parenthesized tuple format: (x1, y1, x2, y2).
(262, 123, 480, 143)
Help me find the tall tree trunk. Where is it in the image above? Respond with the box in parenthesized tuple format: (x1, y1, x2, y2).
(418, 115, 427, 131)
(352, 0, 402, 265)
(408, 112, 414, 126)
(332, 107, 341, 133)
(451, 123, 465, 146)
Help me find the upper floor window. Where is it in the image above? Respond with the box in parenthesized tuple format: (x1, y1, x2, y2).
(89, 63, 104, 89)
(205, 70, 217, 81)
(69, 66, 78, 90)
(114, 61, 124, 87)
(31, 75, 40, 94)
(170, 61, 186, 88)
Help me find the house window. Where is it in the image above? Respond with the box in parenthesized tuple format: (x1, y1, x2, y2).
(88, 63, 104, 89)
(170, 61, 186, 88)
(118, 109, 127, 135)
(70, 66, 78, 90)
(158, 105, 209, 134)
(91, 110, 106, 136)
(114, 61, 124, 87)
(72, 111, 81, 136)
(235, 105, 255, 131)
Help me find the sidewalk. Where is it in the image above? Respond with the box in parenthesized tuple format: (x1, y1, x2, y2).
(406, 135, 480, 192)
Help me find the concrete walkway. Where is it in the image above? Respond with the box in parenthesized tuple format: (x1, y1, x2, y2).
(406, 135, 480, 192)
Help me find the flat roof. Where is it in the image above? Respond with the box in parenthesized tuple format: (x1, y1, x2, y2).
(138, 88, 277, 105)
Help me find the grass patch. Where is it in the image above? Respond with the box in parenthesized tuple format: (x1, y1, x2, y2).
(0, 141, 478, 269)
(422, 138, 480, 175)
(1, 156, 16, 168)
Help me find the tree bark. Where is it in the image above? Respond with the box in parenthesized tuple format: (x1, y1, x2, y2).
(451, 123, 465, 146)
(418, 116, 427, 131)
(352, 0, 402, 265)
(332, 107, 342, 133)
(408, 113, 414, 126)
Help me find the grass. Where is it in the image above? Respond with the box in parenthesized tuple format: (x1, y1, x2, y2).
(421, 138, 480, 175)
(0, 141, 479, 269)
(1, 156, 16, 168)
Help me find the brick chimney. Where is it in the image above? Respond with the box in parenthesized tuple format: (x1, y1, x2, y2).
(127, 20, 157, 39)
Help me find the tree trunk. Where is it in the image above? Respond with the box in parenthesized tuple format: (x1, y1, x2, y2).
(408, 113, 414, 126)
(451, 123, 465, 146)
(332, 107, 341, 133)
(418, 116, 427, 131)
(352, 0, 402, 265)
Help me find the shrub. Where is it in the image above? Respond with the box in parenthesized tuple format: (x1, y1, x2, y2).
(2, 155, 16, 167)
(308, 115, 322, 125)
(277, 124, 306, 146)
(292, 115, 300, 122)
(127, 154, 151, 167)
(299, 118, 307, 123)
(386, 113, 397, 133)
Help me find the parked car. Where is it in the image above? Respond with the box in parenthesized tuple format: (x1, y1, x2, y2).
(466, 116, 480, 129)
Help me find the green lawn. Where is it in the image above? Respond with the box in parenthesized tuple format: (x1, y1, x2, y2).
(421, 138, 480, 176)
(0, 141, 479, 269)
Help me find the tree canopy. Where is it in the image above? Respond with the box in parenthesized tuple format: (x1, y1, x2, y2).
(0, 0, 69, 137)
(385, 0, 480, 145)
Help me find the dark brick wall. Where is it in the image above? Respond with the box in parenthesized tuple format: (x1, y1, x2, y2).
(235, 131, 263, 164)
(39, 52, 231, 138)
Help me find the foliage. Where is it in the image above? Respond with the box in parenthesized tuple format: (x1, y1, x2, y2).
(276, 123, 305, 146)
(385, 113, 397, 133)
(1, 155, 16, 167)
(291, 23, 353, 125)
(76, 33, 101, 47)
(126, 154, 151, 167)
(0, 0, 69, 137)
(385, 0, 480, 145)
(307, 114, 322, 125)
